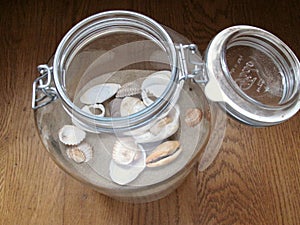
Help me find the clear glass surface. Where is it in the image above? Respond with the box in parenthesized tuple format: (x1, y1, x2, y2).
(205, 25, 300, 126)
(34, 11, 216, 202)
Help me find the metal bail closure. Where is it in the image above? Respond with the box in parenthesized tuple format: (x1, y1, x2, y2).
(32, 64, 57, 110)
(176, 44, 207, 83)
(204, 25, 300, 126)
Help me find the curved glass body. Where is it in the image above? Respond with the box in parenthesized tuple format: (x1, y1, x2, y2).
(33, 11, 299, 203)
(34, 11, 216, 202)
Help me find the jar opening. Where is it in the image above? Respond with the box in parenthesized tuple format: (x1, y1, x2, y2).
(223, 31, 299, 108)
(53, 11, 179, 132)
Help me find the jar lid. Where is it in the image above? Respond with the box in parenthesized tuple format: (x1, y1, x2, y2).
(204, 25, 300, 126)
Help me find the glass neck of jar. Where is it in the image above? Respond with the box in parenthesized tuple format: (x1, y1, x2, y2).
(52, 11, 180, 133)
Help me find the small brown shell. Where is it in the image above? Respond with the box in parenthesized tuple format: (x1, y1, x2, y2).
(146, 140, 182, 167)
(66, 142, 93, 163)
(184, 108, 203, 127)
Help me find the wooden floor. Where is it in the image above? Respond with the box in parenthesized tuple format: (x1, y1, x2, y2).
(1, 0, 300, 224)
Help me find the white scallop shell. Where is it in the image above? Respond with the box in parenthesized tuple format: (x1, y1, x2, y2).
(82, 103, 105, 117)
(112, 139, 138, 165)
(80, 83, 121, 104)
(141, 71, 171, 106)
(58, 125, 86, 145)
(109, 145, 146, 185)
(134, 105, 180, 143)
(120, 97, 146, 117)
(66, 142, 93, 163)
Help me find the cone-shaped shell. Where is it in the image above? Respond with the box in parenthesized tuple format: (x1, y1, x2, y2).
(146, 141, 182, 167)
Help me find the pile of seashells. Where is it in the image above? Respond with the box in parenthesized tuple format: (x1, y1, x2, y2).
(58, 125, 93, 163)
(58, 71, 203, 185)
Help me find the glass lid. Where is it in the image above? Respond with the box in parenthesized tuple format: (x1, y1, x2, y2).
(204, 25, 300, 126)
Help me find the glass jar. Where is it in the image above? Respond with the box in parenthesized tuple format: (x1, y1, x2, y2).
(32, 11, 300, 203)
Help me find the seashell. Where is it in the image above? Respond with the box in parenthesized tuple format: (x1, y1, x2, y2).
(120, 97, 146, 117)
(141, 71, 171, 106)
(149, 116, 173, 136)
(184, 108, 203, 127)
(112, 139, 139, 165)
(80, 83, 121, 104)
(116, 78, 144, 98)
(109, 145, 146, 185)
(66, 142, 93, 163)
(108, 98, 122, 117)
(146, 140, 182, 167)
(142, 90, 157, 106)
(59, 125, 86, 145)
(123, 104, 172, 137)
(82, 103, 105, 117)
(134, 105, 180, 143)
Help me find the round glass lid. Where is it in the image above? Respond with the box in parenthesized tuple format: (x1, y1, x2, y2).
(204, 25, 300, 126)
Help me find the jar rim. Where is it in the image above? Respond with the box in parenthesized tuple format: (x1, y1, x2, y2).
(205, 25, 300, 126)
(52, 10, 179, 132)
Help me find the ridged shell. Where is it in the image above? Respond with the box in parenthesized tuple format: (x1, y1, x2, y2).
(141, 71, 171, 106)
(80, 83, 121, 104)
(146, 141, 182, 167)
(112, 139, 138, 165)
(82, 103, 105, 117)
(66, 142, 93, 163)
(184, 108, 203, 127)
(109, 145, 146, 185)
(116, 78, 144, 98)
(59, 125, 86, 145)
(120, 97, 146, 117)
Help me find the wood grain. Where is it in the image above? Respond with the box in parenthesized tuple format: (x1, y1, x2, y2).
(0, 0, 299, 224)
